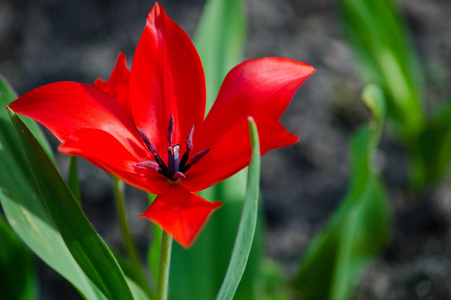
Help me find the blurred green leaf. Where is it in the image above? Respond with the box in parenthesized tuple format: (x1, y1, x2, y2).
(292, 85, 390, 300)
(112, 249, 153, 299)
(146, 193, 161, 289)
(216, 118, 261, 300)
(0, 76, 106, 299)
(195, 0, 246, 112)
(9, 110, 134, 300)
(0, 216, 37, 300)
(69, 156, 81, 204)
(339, 0, 424, 137)
(412, 97, 451, 188)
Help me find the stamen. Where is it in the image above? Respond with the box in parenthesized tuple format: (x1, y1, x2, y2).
(168, 114, 175, 144)
(190, 149, 210, 165)
(136, 161, 160, 171)
(173, 171, 186, 179)
(154, 154, 168, 171)
(136, 127, 156, 154)
(186, 125, 194, 151)
(179, 151, 189, 170)
(181, 163, 191, 173)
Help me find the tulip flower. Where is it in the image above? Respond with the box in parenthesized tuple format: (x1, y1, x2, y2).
(8, 3, 315, 248)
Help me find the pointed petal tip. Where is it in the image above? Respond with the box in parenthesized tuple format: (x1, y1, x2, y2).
(148, 2, 165, 21)
(139, 186, 222, 248)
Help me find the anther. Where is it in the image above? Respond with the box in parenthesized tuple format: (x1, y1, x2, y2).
(136, 127, 156, 154)
(186, 125, 194, 151)
(173, 171, 186, 179)
(190, 149, 210, 165)
(168, 114, 175, 144)
(136, 161, 160, 171)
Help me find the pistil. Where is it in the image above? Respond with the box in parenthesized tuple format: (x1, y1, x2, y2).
(136, 115, 210, 181)
(166, 144, 180, 178)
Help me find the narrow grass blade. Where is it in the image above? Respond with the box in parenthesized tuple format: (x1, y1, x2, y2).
(216, 117, 261, 300)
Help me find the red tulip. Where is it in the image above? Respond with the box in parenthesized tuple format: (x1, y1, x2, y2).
(8, 3, 315, 248)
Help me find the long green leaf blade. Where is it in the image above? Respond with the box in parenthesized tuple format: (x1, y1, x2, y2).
(216, 117, 261, 300)
(0, 216, 37, 300)
(69, 156, 81, 204)
(0, 76, 105, 299)
(9, 110, 134, 300)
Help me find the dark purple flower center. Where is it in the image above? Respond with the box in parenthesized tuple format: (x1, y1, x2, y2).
(136, 114, 209, 181)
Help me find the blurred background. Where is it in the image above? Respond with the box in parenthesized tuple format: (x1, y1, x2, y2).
(1, 0, 451, 299)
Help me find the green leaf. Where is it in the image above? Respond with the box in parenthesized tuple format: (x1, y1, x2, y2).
(146, 193, 161, 288)
(0, 216, 37, 300)
(292, 85, 390, 300)
(339, 0, 424, 137)
(412, 97, 451, 188)
(195, 0, 246, 113)
(0, 76, 106, 299)
(216, 117, 261, 300)
(69, 156, 81, 204)
(9, 110, 134, 300)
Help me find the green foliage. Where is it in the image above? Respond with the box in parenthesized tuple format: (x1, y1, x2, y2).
(340, 0, 451, 189)
(0, 76, 105, 299)
(0, 216, 37, 300)
(147, 193, 161, 288)
(339, 0, 424, 138)
(216, 118, 261, 300)
(195, 0, 246, 112)
(10, 110, 136, 299)
(412, 99, 451, 188)
(292, 85, 390, 300)
(69, 156, 81, 204)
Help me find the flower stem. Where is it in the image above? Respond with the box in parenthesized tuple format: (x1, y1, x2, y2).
(156, 230, 173, 300)
(112, 177, 149, 293)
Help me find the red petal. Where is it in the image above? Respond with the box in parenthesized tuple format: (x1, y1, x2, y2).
(140, 185, 222, 248)
(9, 82, 141, 154)
(60, 128, 170, 195)
(196, 57, 314, 150)
(130, 3, 206, 155)
(94, 52, 132, 120)
(182, 118, 298, 192)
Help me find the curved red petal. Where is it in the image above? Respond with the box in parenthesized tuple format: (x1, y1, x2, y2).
(60, 128, 170, 195)
(130, 3, 206, 154)
(140, 185, 222, 248)
(8, 81, 141, 154)
(196, 57, 314, 150)
(182, 118, 298, 192)
(94, 52, 132, 120)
